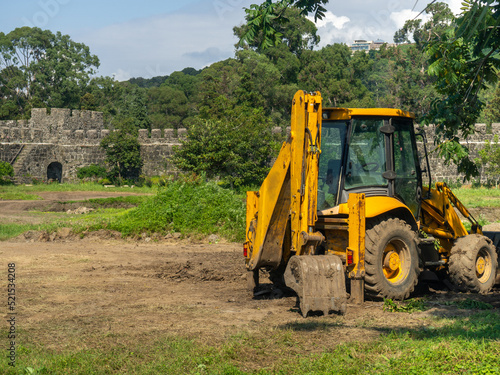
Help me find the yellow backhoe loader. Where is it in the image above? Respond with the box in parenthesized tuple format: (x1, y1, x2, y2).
(243, 90, 499, 317)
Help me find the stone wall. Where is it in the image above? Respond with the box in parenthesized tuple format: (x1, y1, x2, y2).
(0, 107, 498, 184)
(417, 123, 500, 183)
(0, 108, 185, 183)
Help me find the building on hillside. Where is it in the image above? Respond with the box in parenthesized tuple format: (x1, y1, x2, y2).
(349, 39, 396, 53)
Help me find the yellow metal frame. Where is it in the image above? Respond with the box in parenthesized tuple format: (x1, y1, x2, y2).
(421, 183, 471, 239)
(323, 107, 415, 121)
(245, 91, 323, 270)
(320, 196, 416, 222)
(420, 182, 480, 260)
(347, 193, 366, 278)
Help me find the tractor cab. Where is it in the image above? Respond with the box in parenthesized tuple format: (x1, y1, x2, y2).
(318, 108, 422, 221)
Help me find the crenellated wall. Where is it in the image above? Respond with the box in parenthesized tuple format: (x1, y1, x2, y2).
(0, 108, 187, 183)
(0, 107, 498, 184)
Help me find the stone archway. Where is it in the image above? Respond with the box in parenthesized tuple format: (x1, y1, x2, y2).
(47, 162, 63, 183)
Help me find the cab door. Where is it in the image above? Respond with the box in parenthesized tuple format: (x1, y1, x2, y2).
(390, 119, 422, 219)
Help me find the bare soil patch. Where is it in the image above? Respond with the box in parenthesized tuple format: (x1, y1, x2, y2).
(469, 207, 500, 224)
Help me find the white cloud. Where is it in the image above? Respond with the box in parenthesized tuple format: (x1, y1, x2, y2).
(390, 9, 431, 30)
(112, 68, 132, 82)
(445, 0, 464, 15)
(183, 47, 229, 62)
(309, 11, 350, 30)
(80, 3, 246, 79)
(308, 11, 353, 47)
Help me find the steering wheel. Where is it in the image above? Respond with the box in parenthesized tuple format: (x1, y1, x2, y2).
(360, 162, 379, 172)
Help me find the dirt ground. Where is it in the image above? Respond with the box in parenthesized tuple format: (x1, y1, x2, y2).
(1, 192, 500, 355)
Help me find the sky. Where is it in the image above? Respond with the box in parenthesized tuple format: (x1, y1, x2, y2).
(0, 0, 463, 81)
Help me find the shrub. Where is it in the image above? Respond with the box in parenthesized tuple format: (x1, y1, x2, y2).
(0, 161, 14, 185)
(98, 178, 112, 185)
(109, 178, 246, 241)
(77, 164, 107, 180)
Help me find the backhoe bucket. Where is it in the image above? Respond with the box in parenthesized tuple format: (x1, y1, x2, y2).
(284, 255, 347, 317)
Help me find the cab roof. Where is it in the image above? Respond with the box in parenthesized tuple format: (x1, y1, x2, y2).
(322, 107, 415, 120)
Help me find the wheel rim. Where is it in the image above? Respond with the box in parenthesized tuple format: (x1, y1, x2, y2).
(382, 239, 411, 284)
(476, 247, 492, 284)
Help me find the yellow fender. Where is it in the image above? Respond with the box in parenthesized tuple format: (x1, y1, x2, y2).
(328, 196, 418, 229)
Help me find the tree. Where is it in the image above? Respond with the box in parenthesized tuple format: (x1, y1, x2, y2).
(163, 69, 202, 100)
(173, 96, 279, 188)
(127, 87, 150, 131)
(239, 0, 327, 49)
(297, 45, 373, 108)
(235, 6, 320, 55)
(147, 85, 191, 130)
(245, 1, 499, 179)
(393, 2, 454, 48)
(83, 76, 145, 127)
(198, 59, 240, 106)
(424, 2, 500, 179)
(482, 74, 500, 126)
(0, 27, 99, 117)
(100, 119, 143, 181)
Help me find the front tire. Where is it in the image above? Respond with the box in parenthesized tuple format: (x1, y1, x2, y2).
(365, 218, 420, 300)
(449, 234, 497, 294)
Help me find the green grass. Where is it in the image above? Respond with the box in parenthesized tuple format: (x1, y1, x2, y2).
(444, 298, 494, 310)
(0, 179, 246, 241)
(1, 311, 499, 374)
(383, 298, 428, 313)
(287, 312, 500, 375)
(59, 195, 148, 208)
(0, 181, 155, 195)
(453, 187, 500, 208)
(0, 191, 42, 200)
(0, 223, 41, 240)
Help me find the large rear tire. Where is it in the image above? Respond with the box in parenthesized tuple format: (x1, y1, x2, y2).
(365, 218, 420, 300)
(449, 234, 497, 294)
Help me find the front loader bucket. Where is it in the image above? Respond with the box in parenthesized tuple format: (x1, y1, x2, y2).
(284, 255, 347, 317)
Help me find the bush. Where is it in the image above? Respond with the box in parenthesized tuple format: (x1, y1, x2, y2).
(109, 177, 246, 241)
(98, 178, 112, 185)
(77, 164, 107, 180)
(0, 161, 14, 185)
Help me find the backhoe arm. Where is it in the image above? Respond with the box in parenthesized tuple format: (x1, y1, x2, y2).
(244, 91, 323, 271)
(421, 182, 480, 244)
(438, 182, 482, 234)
